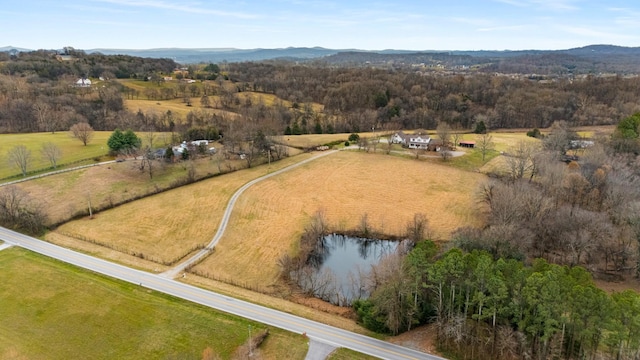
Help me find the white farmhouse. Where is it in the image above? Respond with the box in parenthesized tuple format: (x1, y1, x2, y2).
(76, 78, 91, 87)
(407, 135, 431, 149)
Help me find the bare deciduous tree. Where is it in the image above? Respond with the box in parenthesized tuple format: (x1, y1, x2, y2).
(33, 101, 53, 133)
(406, 213, 429, 243)
(40, 142, 61, 169)
(437, 122, 453, 161)
(477, 132, 495, 162)
(7, 145, 31, 177)
(504, 140, 539, 181)
(436, 122, 452, 148)
(0, 185, 47, 235)
(70, 122, 94, 146)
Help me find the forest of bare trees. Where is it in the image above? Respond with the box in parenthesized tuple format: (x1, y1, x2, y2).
(2, 51, 640, 138)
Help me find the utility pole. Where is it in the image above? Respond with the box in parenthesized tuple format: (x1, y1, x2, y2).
(87, 191, 93, 219)
(248, 325, 253, 357)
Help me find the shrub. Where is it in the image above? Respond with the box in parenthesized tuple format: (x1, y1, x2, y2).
(344, 141, 350, 147)
(526, 128, 542, 138)
(348, 133, 360, 142)
(473, 120, 487, 134)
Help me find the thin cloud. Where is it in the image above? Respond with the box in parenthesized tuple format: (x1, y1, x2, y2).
(92, 0, 259, 19)
(495, 0, 579, 11)
(64, 4, 135, 14)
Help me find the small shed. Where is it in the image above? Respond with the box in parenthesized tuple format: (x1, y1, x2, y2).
(459, 141, 476, 148)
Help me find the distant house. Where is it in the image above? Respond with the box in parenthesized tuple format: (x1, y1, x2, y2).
(56, 54, 75, 62)
(570, 140, 594, 149)
(391, 131, 431, 149)
(191, 140, 209, 147)
(407, 134, 431, 149)
(75, 78, 91, 87)
(459, 140, 476, 148)
(163, 76, 173, 81)
(391, 131, 408, 144)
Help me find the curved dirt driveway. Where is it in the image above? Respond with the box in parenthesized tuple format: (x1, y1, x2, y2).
(161, 150, 338, 278)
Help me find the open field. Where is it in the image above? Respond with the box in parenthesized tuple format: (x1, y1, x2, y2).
(46, 153, 318, 268)
(17, 141, 304, 227)
(487, 132, 541, 152)
(279, 133, 351, 148)
(120, 78, 324, 118)
(192, 151, 486, 289)
(16, 143, 234, 226)
(0, 132, 114, 179)
(0, 247, 308, 360)
(125, 98, 240, 119)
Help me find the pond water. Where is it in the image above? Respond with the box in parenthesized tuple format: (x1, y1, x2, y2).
(295, 233, 400, 306)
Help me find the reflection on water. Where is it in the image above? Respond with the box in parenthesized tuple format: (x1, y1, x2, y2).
(295, 234, 400, 306)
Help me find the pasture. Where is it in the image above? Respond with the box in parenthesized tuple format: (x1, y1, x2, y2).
(191, 151, 485, 290)
(0, 132, 113, 179)
(48, 149, 484, 291)
(125, 98, 240, 119)
(46, 153, 318, 269)
(278, 133, 351, 148)
(0, 247, 308, 360)
(120, 78, 324, 118)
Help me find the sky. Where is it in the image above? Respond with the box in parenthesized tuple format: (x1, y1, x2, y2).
(1, 0, 640, 51)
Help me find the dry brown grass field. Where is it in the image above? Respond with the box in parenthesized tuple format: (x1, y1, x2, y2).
(125, 98, 240, 119)
(192, 151, 485, 290)
(19, 144, 227, 225)
(279, 133, 351, 148)
(476, 132, 541, 174)
(46, 153, 317, 268)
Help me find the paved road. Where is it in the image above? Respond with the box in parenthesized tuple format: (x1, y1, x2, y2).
(161, 150, 339, 278)
(0, 226, 445, 360)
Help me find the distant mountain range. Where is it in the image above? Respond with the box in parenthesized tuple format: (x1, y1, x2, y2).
(3, 44, 640, 74)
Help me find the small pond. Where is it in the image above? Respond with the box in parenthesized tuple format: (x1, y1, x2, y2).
(295, 233, 400, 306)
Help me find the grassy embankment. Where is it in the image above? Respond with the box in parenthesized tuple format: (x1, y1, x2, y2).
(0, 132, 113, 180)
(0, 247, 308, 360)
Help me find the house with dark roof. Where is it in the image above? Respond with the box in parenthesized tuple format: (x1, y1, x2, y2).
(407, 134, 431, 149)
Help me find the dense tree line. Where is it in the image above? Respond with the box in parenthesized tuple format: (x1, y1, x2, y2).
(0, 49, 176, 79)
(0, 74, 136, 133)
(228, 62, 640, 133)
(2, 51, 639, 137)
(451, 119, 640, 277)
(356, 244, 640, 360)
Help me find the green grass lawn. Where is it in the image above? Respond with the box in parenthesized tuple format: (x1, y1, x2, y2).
(449, 148, 501, 171)
(0, 132, 112, 179)
(0, 132, 173, 180)
(0, 247, 308, 360)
